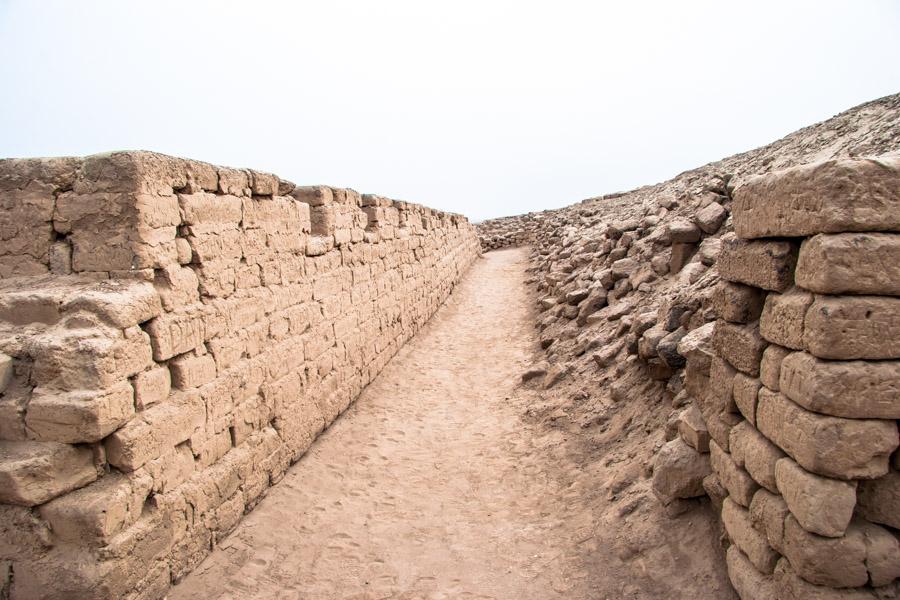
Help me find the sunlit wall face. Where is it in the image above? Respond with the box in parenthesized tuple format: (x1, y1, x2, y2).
(1, 0, 898, 221)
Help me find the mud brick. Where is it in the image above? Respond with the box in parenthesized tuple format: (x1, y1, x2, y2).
(267, 231, 306, 254)
(242, 196, 310, 233)
(31, 326, 153, 390)
(857, 519, 900, 587)
(178, 193, 243, 230)
(106, 390, 204, 471)
(131, 224, 180, 269)
(756, 388, 898, 480)
(710, 440, 759, 507)
(249, 170, 278, 195)
(759, 344, 790, 391)
(749, 488, 790, 554)
(726, 546, 776, 600)
(797, 232, 900, 296)
(713, 281, 765, 323)
(718, 234, 798, 292)
(154, 264, 201, 311)
(54, 191, 136, 271)
(38, 472, 149, 545)
(733, 155, 900, 238)
(190, 427, 233, 469)
(234, 262, 261, 289)
(732, 373, 761, 426)
(730, 421, 785, 493)
(774, 457, 855, 538)
(61, 280, 163, 328)
(0, 440, 97, 506)
(26, 382, 134, 443)
(676, 404, 710, 452)
(306, 235, 333, 256)
(759, 288, 813, 350)
(782, 516, 868, 587)
(309, 204, 336, 237)
(217, 166, 250, 196)
(804, 295, 900, 359)
(703, 356, 737, 417)
(143, 444, 195, 494)
(132, 193, 181, 230)
(240, 228, 268, 258)
(170, 353, 217, 390)
(722, 497, 779, 574)
(779, 351, 900, 419)
(186, 227, 243, 263)
(144, 306, 207, 361)
(773, 558, 874, 600)
(713, 320, 766, 376)
(291, 185, 333, 207)
(856, 469, 900, 530)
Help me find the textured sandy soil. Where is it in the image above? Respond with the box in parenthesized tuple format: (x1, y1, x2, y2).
(170, 248, 731, 600)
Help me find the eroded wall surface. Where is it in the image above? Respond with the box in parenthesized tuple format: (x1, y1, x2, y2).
(657, 156, 900, 598)
(0, 152, 479, 599)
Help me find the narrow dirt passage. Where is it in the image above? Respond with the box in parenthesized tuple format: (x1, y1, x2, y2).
(170, 247, 594, 600)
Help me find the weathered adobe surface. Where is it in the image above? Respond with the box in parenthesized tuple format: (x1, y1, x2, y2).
(481, 93, 900, 598)
(0, 151, 479, 600)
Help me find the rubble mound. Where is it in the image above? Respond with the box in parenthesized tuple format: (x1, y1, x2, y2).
(479, 93, 900, 598)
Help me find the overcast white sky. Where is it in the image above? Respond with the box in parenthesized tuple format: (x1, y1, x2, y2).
(1, 1, 898, 221)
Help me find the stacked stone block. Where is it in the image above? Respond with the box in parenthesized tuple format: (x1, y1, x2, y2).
(0, 151, 479, 599)
(476, 213, 544, 251)
(698, 156, 900, 598)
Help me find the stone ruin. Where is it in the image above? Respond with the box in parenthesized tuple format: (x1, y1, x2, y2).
(0, 151, 479, 599)
(658, 157, 900, 598)
(0, 103, 899, 600)
(482, 149, 900, 599)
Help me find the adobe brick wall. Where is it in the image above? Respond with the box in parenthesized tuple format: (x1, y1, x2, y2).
(666, 156, 900, 598)
(476, 213, 543, 251)
(0, 151, 480, 600)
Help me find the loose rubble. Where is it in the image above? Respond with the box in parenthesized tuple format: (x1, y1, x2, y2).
(483, 93, 900, 599)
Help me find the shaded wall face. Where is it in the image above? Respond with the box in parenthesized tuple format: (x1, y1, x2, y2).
(667, 156, 900, 597)
(0, 152, 480, 600)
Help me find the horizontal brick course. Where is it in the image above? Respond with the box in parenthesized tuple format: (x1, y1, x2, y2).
(0, 151, 480, 599)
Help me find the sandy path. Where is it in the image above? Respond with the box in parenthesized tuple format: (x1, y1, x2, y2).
(169, 247, 593, 600)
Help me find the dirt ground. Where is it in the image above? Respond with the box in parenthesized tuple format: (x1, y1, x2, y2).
(169, 247, 733, 600)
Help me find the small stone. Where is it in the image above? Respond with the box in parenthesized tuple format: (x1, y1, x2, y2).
(676, 404, 710, 452)
(713, 281, 765, 324)
(694, 202, 727, 234)
(521, 365, 548, 383)
(651, 438, 711, 505)
(657, 327, 687, 369)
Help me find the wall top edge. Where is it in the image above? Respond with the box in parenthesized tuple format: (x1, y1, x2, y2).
(0, 150, 470, 224)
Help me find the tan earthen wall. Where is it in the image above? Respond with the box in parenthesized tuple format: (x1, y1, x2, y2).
(675, 156, 900, 598)
(476, 213, 542, 251)
(0, 151, 480, 599)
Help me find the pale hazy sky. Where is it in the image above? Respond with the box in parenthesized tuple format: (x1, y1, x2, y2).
(1, 1, 898, 221)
